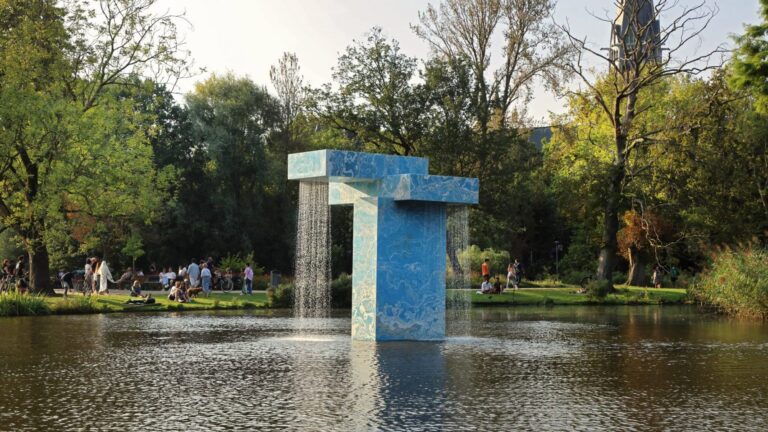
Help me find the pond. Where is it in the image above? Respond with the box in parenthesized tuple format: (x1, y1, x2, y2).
(1, 306, 767, 431)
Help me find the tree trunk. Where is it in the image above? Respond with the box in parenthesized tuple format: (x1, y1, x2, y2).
(596, 125, 629, 290)
(446, 231, 463, 277)
(626, 246, 647, 286)
(596, 167, 622, 287)
(29, 245, 52, 295)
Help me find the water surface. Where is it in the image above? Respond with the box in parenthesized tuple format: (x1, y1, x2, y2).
(1, 306, 767, 431)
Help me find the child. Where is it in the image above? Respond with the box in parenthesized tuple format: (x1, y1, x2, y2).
(130, 280, 142, 297)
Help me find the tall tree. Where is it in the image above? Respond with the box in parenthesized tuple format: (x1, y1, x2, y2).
(731, 0, 768, 112)
(0, 0, 189, 292)
(185, 73, 281, 262)
(308, 28, 428, 156)
(559, 0, 724, 287)
(413, 0, 569, 133)
(270, 52, 304, 135)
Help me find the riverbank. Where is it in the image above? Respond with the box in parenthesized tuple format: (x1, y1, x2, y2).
(0, 286, 690, 317)
(470, 287, 690, 306)
(0, 291, 269, 317)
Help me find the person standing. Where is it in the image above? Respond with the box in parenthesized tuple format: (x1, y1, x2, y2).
(201, 263, 212, 297)
(243, 263, 254, 295)
(481, 258, 490, 279)
(97, 258, 116, 294)
(652, 266, 663, 289)
(187, 259, 200, 288)
(512, 259, 523, 289)
(60, 269, 74, 297)
(670, 266, 679, 287)
(14, 255, 25, 277)
(506, 262, 515, 290)
(92, 258, 101, 294)
(83, 258, 94, 295)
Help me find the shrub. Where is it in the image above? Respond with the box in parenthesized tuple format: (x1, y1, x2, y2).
(51, 295, 99, 315)
(458, 245, 510, 277)
(692, 246, 768, 319)
(270, 283, 293, 308)
(587, 280, 611, 299)
(219, 252, 265, 275)
(0, 292, 50, 317)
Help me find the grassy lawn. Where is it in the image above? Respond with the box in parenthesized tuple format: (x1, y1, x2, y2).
(469, 286, 689, 306)
(41, 291, 269, 314)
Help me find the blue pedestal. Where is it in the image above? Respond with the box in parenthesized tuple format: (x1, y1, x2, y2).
(288, 150, 478, 341)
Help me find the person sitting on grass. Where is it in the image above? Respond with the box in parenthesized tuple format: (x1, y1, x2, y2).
(168, 280, 185, 302)
(130, 280, 143, 297)
(477, 274, 493, 294)
(493, 276, 502, 294)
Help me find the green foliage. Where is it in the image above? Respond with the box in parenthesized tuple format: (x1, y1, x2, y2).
(0, 293, 50, 317)
(586, 280, 611, 299)
(269, 283, 293, 308)
(459, 245, 510, 277)
(731, 0, 768, 112)
(51, 295, 98, 315)
(218, 252, 263, 275)
(121, 233, 145, 265)
(693, 246, 768, 319)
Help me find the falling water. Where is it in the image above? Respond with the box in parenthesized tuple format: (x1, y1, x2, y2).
(294, 181, 332, 326)
(446, 205, 471, 333)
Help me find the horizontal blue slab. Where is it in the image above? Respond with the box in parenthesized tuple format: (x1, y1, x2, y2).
(288, 150, 428, 181)
(381, 175, 479, 204)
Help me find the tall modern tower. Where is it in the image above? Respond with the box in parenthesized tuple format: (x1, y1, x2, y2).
(609, 0, 662, 70)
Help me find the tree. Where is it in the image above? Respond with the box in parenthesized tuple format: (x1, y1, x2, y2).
(0, 0, 189, 293)
(308, 28, 428, 156)
(270, 52, 304, 135)
(185, 73, 281, 262)
(731, 0, 768, 112)
(559, 0, 725, 287)
(413, 0, 569, 133)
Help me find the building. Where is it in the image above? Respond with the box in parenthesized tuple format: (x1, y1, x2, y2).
(609, 0, 662, 70)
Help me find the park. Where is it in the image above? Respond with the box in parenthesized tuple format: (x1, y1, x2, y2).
(1, 0, 767, 430)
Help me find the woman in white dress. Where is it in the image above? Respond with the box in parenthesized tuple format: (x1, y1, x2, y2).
(98, 258, 116, 294)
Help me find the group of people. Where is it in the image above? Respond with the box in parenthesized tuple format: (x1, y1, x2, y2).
(1, 255, 27, 293)
(80, 257, 117, 296)
(652, 265, 679, 288)
(477, 258, 524, 295)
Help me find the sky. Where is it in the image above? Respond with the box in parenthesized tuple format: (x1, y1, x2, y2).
(165, 0, 762, 124)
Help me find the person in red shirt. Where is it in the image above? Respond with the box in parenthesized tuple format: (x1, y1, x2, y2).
(481, 258, 490, 278)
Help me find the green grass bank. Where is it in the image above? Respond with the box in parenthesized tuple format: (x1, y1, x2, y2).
(469, 287, 690, 306)
(0, 292, 269, 317)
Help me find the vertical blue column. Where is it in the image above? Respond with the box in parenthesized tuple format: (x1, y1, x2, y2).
(351, 197, 447, 341)
(352, 197, 378, 340)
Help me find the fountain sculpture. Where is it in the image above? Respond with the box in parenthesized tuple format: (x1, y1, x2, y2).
(288, 150, 479, 341)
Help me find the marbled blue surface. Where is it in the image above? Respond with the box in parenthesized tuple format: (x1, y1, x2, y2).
(374, 199, 446, 340)
(289, 149, 478, 341)
(381, 174, 479, 204)
(288, 150, 428, 181)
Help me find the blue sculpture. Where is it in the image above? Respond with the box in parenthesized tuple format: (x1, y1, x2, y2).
(288, 150, 479, 341)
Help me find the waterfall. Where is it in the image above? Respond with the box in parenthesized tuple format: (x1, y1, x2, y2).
(294, 181, 332, 323)
(446, 205, 471, 333)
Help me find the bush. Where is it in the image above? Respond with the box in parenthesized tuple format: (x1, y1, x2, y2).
(0, 292, 50, 317)
(218, 252, 264, 275)
(51, 295, 99, 315)
(692, 246, 768, 319)
(458, 245, 510, 277)
(587, 280, 611, 299)
(270, 283, 293, 308)
(269, 274, 352, 309)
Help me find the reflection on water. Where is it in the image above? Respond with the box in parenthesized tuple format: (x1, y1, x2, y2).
(1, 307, 768, 431)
